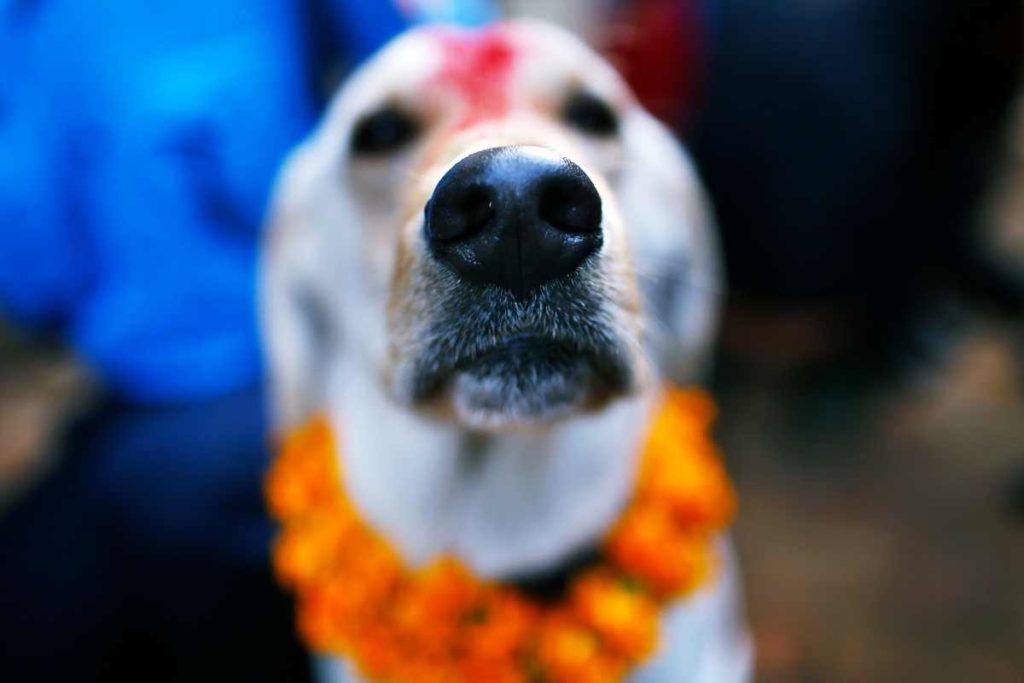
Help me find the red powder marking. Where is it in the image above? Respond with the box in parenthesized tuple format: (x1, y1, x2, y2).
(429, 26, 520, 130)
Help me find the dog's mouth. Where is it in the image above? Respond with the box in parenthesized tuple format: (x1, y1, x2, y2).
(410, 326, 634, 429)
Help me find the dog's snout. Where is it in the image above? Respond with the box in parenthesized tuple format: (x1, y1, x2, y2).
(425, 145, 602, 298)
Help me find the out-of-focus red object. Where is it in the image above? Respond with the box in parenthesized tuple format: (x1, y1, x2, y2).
(601, 0, 706, 130)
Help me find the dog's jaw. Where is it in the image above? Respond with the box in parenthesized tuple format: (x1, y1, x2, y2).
(386, 240, 645, 430)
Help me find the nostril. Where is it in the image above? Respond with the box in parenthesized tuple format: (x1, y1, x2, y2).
(537, 172, 602, 234)
(426, 184, 495, 242)
(458, 186, 496, 238)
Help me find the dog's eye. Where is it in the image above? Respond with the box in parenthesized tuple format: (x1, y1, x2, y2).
(562, 92, 619, 137)
(350, 106, 419, 155)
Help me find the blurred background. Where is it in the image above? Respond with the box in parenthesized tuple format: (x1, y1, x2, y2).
(1, 0, 1022, 680)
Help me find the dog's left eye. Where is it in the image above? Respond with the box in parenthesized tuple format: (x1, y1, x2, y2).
(562, 92, 619, 137)
(350, 106, 420, 156)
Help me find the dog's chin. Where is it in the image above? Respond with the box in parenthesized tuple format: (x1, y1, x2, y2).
(451, 354, 592, 431)
(419, 336, 627, 431)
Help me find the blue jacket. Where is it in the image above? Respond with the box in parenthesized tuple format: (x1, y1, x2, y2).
(0, 0, 492, 402)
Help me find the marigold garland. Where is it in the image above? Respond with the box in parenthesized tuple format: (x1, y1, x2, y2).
(266, 387, 735, 682)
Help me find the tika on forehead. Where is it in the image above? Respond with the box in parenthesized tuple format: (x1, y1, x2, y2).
(430, 27, 519, 129)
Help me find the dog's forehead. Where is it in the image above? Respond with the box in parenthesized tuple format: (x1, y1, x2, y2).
(427, 26, 519, 128)
(362, 22, 623, 109)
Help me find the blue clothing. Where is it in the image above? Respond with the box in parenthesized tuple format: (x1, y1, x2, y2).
(0, 0, 493, 402)
(0, 5, 496, 680)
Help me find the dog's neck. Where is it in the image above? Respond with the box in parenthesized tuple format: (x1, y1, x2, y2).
(327, 357, 656, 578)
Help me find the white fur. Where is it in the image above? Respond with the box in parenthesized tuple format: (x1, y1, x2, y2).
(260, 20, 749, 682)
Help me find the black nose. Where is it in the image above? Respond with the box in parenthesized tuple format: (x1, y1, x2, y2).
(424, 145, 603, 298)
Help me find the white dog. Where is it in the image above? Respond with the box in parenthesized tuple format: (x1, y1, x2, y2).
(261, 20, 751, 682)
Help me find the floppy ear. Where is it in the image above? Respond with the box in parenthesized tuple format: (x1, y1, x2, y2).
(619, 111, 725, 384)
(259, 143, 332, 432)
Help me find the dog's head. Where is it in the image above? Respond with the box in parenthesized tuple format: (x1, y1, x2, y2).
(267, 21, 721, 431)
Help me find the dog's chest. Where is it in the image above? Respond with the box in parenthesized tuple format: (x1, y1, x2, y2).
(333, 363, 654, 577)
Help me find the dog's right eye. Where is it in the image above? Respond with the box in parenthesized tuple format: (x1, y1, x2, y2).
(350, 106, 419, 156)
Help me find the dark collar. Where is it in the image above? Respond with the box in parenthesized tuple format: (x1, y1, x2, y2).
(504, 544, 602, 602)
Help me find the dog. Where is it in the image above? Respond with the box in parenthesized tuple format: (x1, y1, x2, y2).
(261, 20, 751, 682)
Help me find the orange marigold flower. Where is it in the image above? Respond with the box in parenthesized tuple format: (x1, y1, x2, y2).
(332, 529, 402, 600)
(266, 416, 341, 521)
(297, 578, 357, 652)
(391, 558, 482, 656)
(571, 570, 658, 660)
(272, 519, 341, 588)
(665, 387, 717, 428)
(412, 558, 482, 621)
(536, 612, 625, 683)
(351, 623, 404, 680)
(463, 588, 537, 662)
(459, 658, 529, 683)
(389, 654, 458, 683)
(640, 448, 735, 529)
(606, 504, 709, 596)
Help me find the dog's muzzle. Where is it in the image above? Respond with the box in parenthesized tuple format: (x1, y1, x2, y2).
(405, 144, 633, 426)
(424, 145, 603, 299)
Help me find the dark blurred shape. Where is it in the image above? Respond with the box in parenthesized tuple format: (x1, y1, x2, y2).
(980, 84, 1024, 298)
(1005, 463, 1024, 524)
(716, 322, 1024, 682)
(0, 387, 310, 682)
(689, 0, 1023, 357)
